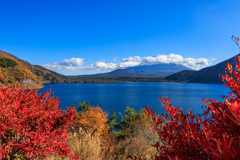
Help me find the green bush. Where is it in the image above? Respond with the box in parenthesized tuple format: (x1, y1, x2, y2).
(0, 57, 18, 68)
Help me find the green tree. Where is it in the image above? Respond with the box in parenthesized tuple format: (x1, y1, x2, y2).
(0, 57, 18, 68)
(107, 110, 118, 131)
(113, 106, 148, 140)
(77, 100, 91, 113)
(112, 106, 159, 159)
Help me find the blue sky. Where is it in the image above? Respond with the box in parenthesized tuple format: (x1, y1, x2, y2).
(0, 0, 239, 75)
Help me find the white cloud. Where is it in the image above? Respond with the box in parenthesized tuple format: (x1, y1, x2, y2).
(43, 54, 211, 71)
(58, 58, 84, 66)
(119, 61, 141, 68)
(77, 62, 118, 71)
(113, 57, 118, 61)
(42, 58, 84, 71)
(142, 54, 181, 64)
(142, 54, 210, 67)
(91, 62, 118, 70)
(117, 56, 142, 68)
(121, 56, 142, 62)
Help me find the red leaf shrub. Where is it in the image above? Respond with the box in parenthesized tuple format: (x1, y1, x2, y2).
(142, 56, 240, 160)
(0, 85, 78, 159)
(128, 49, 240, 159)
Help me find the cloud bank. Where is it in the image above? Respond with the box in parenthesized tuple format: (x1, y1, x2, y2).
(43, 54, 213, 71)
(43, 58, 84, 70)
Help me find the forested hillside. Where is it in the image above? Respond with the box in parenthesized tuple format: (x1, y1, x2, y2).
(0, 50, 69, 85)
(0, 51, 43, 89)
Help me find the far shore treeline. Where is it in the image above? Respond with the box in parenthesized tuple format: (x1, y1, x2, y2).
(0, 49, 238, 90)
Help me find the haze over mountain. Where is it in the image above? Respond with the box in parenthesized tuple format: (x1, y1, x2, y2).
(126, 63, 191, 77)
(98, 69, 138, 77)
(69, 63, 192, 78)
(69, 69, 139, 78)
(165, 54, 239, 83)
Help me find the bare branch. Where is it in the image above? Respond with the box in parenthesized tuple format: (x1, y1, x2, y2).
(231, 35, 240, 50)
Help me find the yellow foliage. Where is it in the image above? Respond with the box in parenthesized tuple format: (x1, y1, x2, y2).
(74, 106, 109, 136)
(0, 51, 41, 88)
(74, 106, 115, 158)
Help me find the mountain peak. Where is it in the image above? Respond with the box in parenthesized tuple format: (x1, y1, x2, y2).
(126, 63, 191, 77)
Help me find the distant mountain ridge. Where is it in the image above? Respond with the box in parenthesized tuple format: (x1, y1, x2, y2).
(70, 63, 192, 78)
(101, 69, 138, 77)
(69, 69, 140, 78)
(165, 54, 239, 83)
(126, 63, 192, 77)
(1, 50, 237, 86)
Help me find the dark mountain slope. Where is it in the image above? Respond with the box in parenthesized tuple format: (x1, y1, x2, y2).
(70, 63, 192, 79)
(165, 55, 239, 83)
(164, 70, 197, 82)
(164, 67, 209, 82)
(189, 55, 238, 83)
(100, 69, 139, 77)
(69, 69, 139, 78)
(127, 63, 191, 77)
(34, 65, 69, 82)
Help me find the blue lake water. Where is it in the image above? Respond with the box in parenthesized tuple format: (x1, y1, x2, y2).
(38, 82, 231, 116)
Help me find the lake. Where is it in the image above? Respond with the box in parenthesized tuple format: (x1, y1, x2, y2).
(38, 82, 231, 116)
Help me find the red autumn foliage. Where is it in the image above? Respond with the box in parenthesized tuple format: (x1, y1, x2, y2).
(0, 85, 78, 159)
(130, 41, 240, 159)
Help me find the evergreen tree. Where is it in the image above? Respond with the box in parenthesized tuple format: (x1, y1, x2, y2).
(107, 110, 118, 131)
(77, 100, 91, 114)
(113, 106, 147, 140)
(0, 57, 18, 68)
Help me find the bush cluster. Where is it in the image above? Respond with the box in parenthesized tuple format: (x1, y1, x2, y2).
(0, 85, 78, 159)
